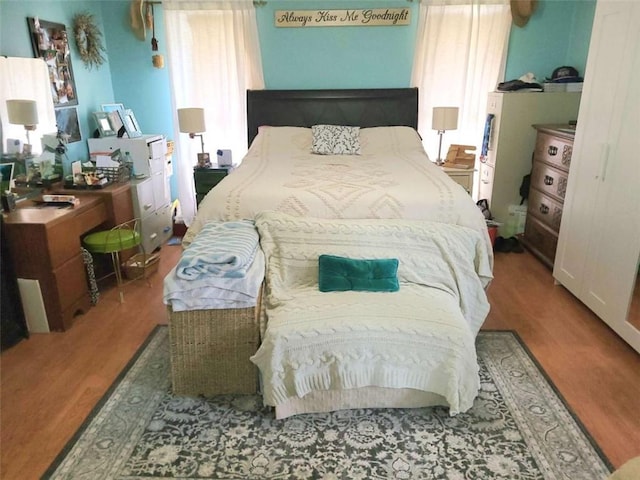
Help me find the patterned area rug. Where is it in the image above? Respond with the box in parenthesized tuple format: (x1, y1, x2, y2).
(44, 327, 612, 479)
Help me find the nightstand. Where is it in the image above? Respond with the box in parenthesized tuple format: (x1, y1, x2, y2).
(442, 165, 475, 194)
(193, 164, 235, 206)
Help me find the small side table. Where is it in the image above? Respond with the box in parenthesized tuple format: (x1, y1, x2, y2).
(442, 165, 475, 195)
(193, 164, 235, 206)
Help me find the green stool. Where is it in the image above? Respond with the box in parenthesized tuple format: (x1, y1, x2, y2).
(83, 218, 145, 303)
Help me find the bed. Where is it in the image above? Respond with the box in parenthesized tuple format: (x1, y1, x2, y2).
(171, 88, 493, 418)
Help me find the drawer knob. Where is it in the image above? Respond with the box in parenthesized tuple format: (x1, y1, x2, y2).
(547, 146, 558, 156)
(539, 204, 549, 215)
(544, 175, 554, 186)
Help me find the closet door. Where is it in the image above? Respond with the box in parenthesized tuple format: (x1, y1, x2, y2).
(554, 0, 640, 353)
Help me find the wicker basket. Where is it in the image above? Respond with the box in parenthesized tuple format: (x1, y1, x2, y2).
(96, 165, 127, 183)
(168, 306, 259, 396)
(123, 252, 160, 280)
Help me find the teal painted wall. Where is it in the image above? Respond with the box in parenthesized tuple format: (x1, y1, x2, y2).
(504, 0, 596, 82)
(256, 1, 418, 89)
(100, 1, 176, 195)
(1, 0, 596, 200)
(101, 2, 173, 139)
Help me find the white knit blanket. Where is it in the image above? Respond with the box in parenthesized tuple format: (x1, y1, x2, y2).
(251, 212, 493, 414)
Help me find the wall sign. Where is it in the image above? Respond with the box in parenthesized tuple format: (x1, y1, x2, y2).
(275, 9, 410, 28)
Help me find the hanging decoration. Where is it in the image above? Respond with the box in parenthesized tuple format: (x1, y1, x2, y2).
(72, 12, 106, 69)
(148, 2, 164, 68)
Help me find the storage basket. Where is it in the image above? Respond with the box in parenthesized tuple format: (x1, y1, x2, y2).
(96, 165, 128, 183)
(168, 306, 259, 396)
(123, 252, 160, 279)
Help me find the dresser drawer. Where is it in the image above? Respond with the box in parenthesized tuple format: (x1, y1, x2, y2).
(534, 132, 573, 171)
(530, 161, 569, 202)
(527, 188, 564, 232)
(522, 215, 559, 267)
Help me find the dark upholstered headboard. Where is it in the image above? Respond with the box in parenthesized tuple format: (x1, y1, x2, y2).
(246, 88, 418, 146)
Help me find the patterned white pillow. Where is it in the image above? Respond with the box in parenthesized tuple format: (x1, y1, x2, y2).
(311, 125, 361, 155)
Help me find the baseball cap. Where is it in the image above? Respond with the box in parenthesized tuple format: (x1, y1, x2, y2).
(547, 66, 583, 83)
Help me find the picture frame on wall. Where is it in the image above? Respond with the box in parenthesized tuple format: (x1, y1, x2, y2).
(27, 17, 78, 107)
(55, 107, 81, 143)
(118, 108, 142, 138)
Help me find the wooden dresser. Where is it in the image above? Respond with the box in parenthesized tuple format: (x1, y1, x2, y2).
(521, 125, 576, 268)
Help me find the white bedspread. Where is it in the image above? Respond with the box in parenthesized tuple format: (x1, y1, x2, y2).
(251, 212, 492, 414)
(183, 126, 493, 266)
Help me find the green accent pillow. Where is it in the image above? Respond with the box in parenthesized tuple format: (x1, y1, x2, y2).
(318, 254, 399, 292)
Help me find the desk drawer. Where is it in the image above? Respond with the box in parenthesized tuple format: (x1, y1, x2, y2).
(54, 254, 89, 312)
(49, 202, 108, 267)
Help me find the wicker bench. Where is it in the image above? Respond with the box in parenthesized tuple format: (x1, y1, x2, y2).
(168, 305, 260, 396)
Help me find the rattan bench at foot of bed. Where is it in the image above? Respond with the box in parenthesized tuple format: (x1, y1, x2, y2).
(168, 306, 260, 396)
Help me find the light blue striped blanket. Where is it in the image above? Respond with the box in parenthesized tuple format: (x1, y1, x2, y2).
(176, 220, 259, 280)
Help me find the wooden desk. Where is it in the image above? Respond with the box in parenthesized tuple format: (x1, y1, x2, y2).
(2, 184, 133, 331)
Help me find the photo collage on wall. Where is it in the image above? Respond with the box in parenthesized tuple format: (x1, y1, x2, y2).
(28, 16, 80, 143)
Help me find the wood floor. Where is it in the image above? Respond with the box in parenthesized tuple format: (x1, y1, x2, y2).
(1, 244, 639, 479)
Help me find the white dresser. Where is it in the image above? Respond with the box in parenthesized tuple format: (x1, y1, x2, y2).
(87, 135, 172, 253)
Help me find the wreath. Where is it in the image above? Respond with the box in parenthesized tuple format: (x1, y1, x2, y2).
(72, 12, 106, 70)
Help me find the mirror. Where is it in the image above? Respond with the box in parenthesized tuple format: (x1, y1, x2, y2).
(628, 257, 640, 330)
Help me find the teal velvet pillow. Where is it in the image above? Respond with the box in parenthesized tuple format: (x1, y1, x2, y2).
(318, 254, 399, 292)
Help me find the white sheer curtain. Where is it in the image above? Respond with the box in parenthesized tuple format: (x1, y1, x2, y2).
(0, 57, 57, 155)
(411, 0, 511, 173)
(164, 0, 264, 226)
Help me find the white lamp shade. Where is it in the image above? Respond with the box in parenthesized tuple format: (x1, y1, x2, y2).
(177, 108, 206, 134)
(432, 106, 459, 131)
(7, 99, 39, 128)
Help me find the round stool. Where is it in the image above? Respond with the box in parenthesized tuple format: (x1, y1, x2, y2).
(83, 219, 144, 303)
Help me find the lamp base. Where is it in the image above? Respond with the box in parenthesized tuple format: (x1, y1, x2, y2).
(435, 130, 445, 166)
(197, 152, 211, 169)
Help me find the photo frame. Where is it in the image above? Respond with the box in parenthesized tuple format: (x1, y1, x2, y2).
(55, 107, 81, 143)
(27, 17, 78, 107)
(118, 108, 142, 138)
(93, 111, 116, 137)
(0, 163, 15, 192)
(102, 103, 125, 136)
(101, 103, 124, 113)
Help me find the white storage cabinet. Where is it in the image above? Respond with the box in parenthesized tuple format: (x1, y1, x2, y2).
(87, 135, 172, 253)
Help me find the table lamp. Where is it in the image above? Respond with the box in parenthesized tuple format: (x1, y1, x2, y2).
(432, 106, 459, 166)
(177, 107, 210, 168)
(7, 99, 39, 153)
